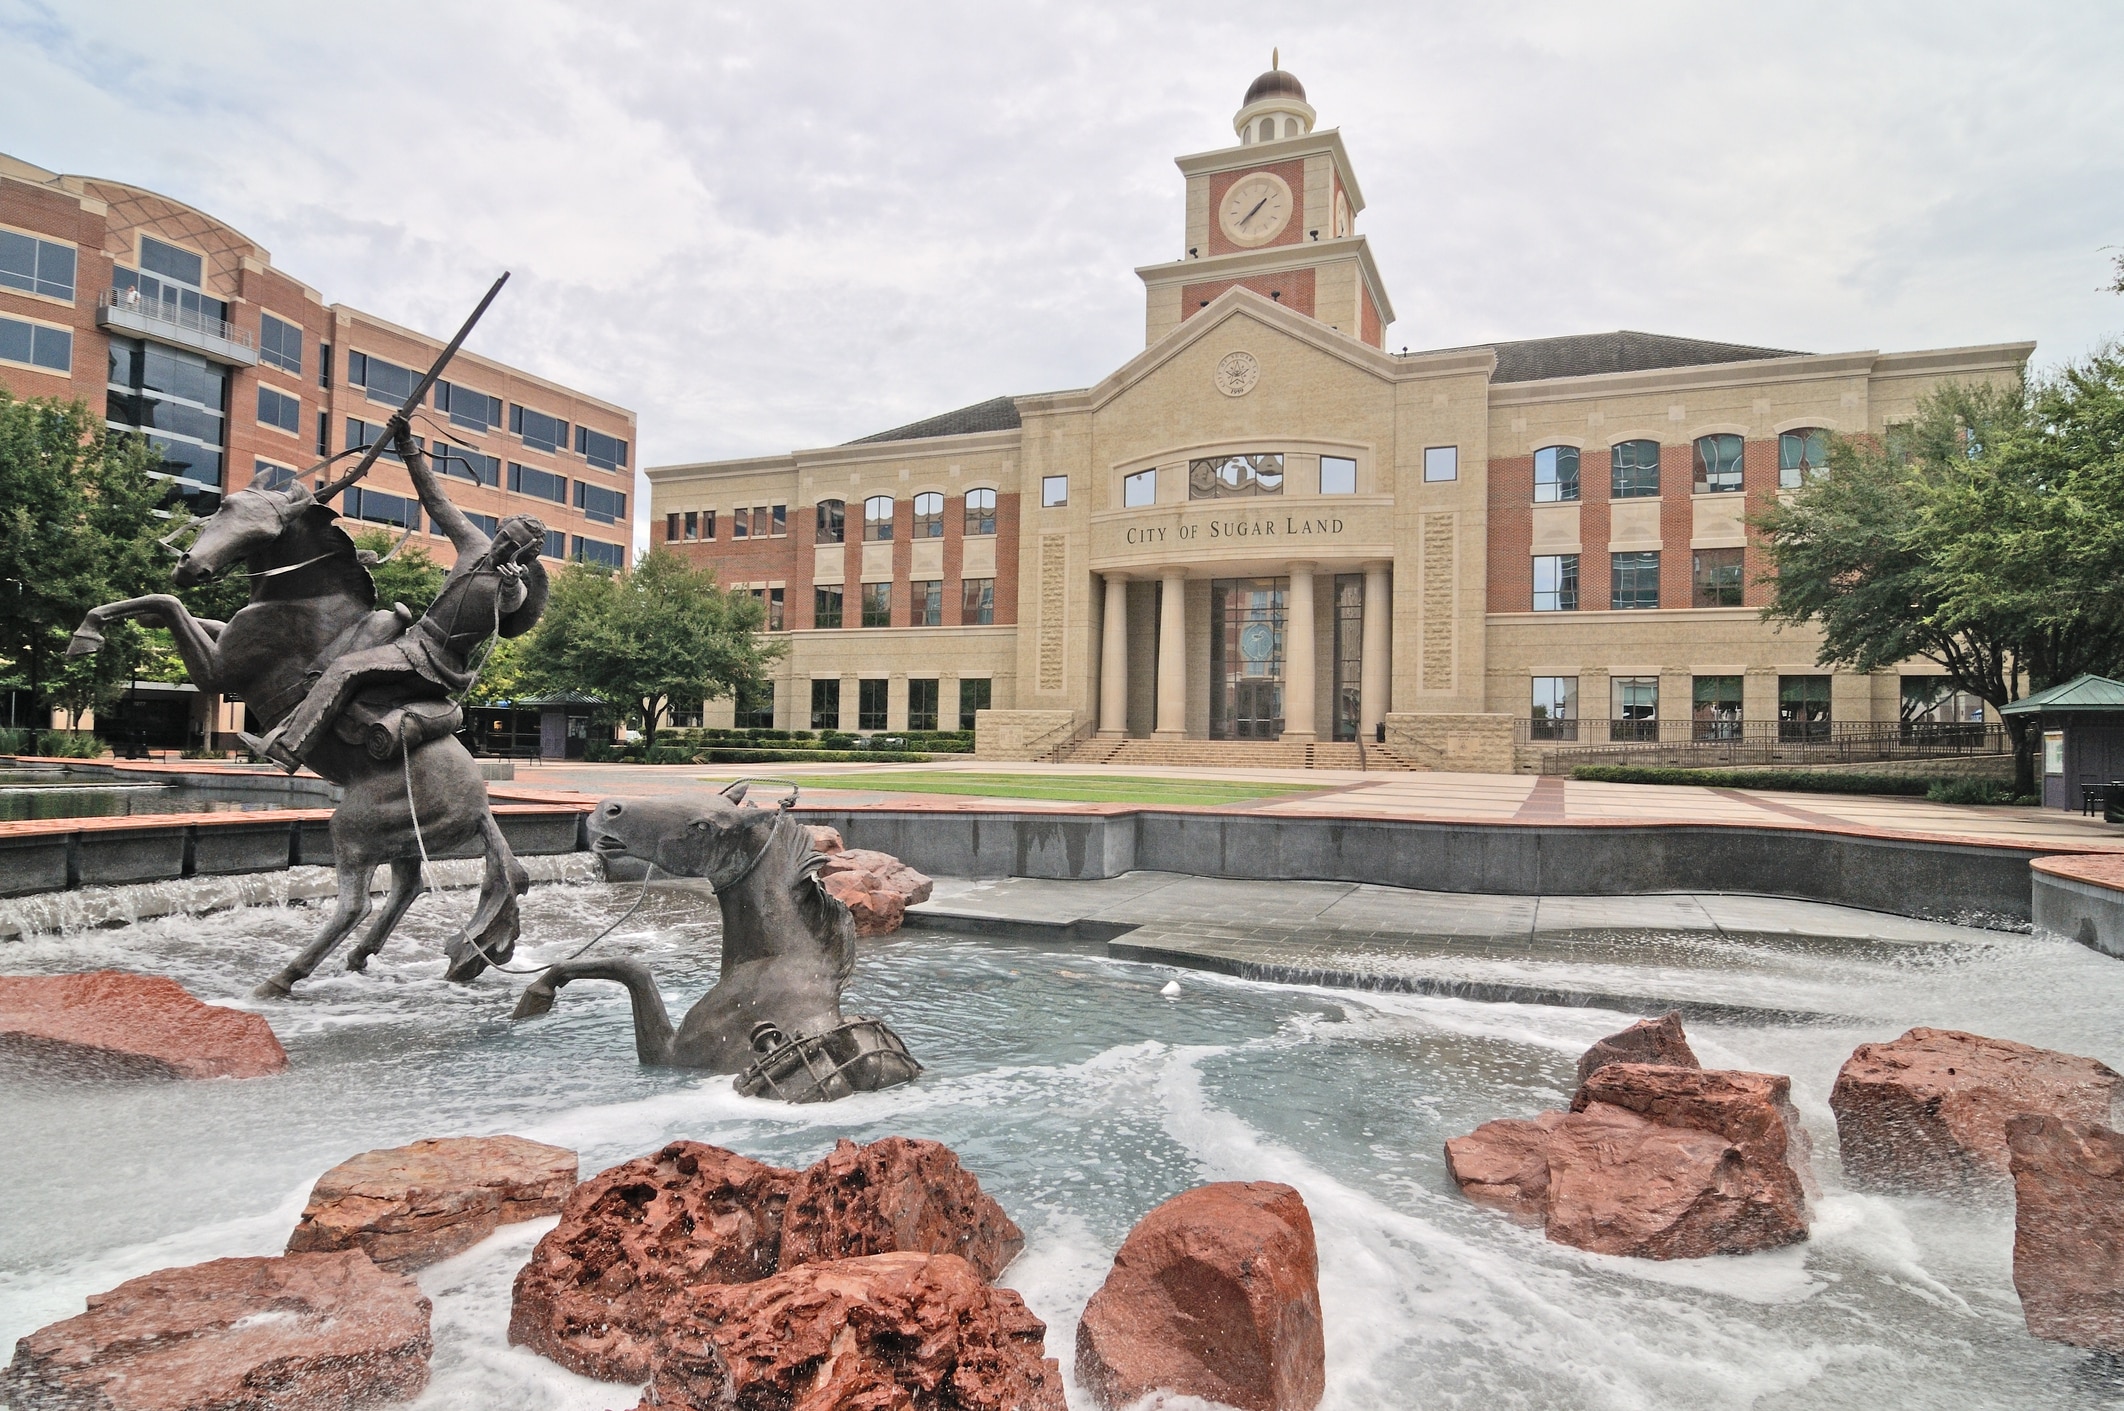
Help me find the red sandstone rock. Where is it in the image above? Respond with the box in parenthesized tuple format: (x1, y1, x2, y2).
(0, 1251, 430, 1411)
(1543, 1102, 1809, 1259)
(1831, 1028, 2124, 1192)
(286, 1135, 578, 1273)
(819, 846, 935, 937)
(636, 1251, 1064, 1411)
(0, 970, 286, 1080)
(808, 825, 845, 854)
(2007, 1114, 2124, 1351)
(1575, 1011, 1701, 1088)
(779, 1136, 1025, 1281)
(509, 1140, 798, 1382)
(1075, 1181, 1325, 1411)
(1575, 1062, 1816, 1199)
(1444, 1111, 1566, 1225)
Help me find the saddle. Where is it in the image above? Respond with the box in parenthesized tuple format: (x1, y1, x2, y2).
(334, 695, 465, 761)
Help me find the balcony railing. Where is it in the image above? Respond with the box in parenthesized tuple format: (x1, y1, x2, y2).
(95, 289, 257, 365)
(1515, 717, 2008, 774)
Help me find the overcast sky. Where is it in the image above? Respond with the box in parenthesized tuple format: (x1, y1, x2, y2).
(6, 1, 2121, 539)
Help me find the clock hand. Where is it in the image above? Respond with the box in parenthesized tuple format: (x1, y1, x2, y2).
(1240, 195, 1270, 226)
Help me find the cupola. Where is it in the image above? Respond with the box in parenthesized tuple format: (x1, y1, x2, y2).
(1234, 50, 1315, 145)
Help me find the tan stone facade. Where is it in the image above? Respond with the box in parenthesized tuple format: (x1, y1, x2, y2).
(648, 68, 2032, 766)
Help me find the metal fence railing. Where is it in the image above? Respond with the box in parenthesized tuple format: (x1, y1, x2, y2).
(1516, 718, 2008, 775)
(98, 289, 254, 349)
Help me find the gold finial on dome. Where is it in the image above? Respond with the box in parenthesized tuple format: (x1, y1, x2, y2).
(1272, 47, 1279, 69)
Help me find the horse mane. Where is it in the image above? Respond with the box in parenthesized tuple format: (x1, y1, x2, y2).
(774, 811, 857, 985)
(250, 504, 376, 607)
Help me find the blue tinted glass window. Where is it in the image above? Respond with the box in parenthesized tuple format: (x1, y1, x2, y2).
(257, 384, 300, 433)
(573, 536, 623, 569)
(541, 528, 566, 559)
(574, 425, 628, 470)
(0, 316, 71, 371)
(259, 314, 303, 375)
(353, 352, 418, 406)
(1611, 440, 1661, 498)
(574, 481, 626, 524)
(512, 405, 567, 453)
(1533, 446, 1579, 503)
(140, 236, 204, 287)
(0, 231, 76, 299)
(1692, 434, 1744, 494)
(508, 462, 567, 503)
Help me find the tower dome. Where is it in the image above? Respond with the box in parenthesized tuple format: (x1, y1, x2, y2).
(1234, 50, 1316, 145)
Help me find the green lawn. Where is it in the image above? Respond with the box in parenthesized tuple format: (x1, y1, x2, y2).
(768, 770, 1326, 806)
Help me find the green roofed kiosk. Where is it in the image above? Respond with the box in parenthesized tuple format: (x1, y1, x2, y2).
(2002, 674, 2124, 813)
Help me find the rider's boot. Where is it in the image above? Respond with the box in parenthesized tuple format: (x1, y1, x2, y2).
(237, 726, 303, 774)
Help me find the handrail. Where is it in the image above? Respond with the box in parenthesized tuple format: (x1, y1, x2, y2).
(97, 288, 254, 349)
(1520, 719, 2011, 775)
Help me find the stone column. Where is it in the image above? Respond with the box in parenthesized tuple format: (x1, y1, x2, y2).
(1283, 563, 1317, 742)
(1099, 574, 1129, 736)
(1360, 561, 1391, 739)
(1155, 570, 1187, 738)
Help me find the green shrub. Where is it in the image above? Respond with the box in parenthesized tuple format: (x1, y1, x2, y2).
(1925, 777, 2022, 806)
(0, 726, 29, 755)
(702, 747, 931, 764)
(33, 729, 104, 758)
(1571, 765, 1935, 796)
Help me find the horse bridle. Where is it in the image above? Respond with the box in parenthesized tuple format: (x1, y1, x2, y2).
(713, 780, 806, 891)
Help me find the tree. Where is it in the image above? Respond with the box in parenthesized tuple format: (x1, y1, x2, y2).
(1754, 357, 2124, 793)
(349, 528, 446, 616)
(518, 550, 784, 750)
(0, 393, 165, 728)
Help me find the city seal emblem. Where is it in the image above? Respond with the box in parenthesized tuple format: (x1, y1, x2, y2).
(1214, 350, 1260, 398)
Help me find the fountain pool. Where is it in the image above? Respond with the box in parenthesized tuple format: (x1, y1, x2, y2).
(2, 875, 2122, 1410)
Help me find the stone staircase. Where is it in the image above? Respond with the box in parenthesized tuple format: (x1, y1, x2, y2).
(1045, 736, 1418, 771)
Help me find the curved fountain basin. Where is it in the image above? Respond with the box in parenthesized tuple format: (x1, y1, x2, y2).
(1, 877, 2121, 1409)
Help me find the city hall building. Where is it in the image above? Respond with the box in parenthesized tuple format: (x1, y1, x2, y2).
(649, 65, 2030, 769)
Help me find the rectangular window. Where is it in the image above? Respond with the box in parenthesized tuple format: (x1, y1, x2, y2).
(256, 384, 300, 433)
(574, 424, 629, 471)
(140, 235, 204, 287)
(438, 445, 500, 486)
(349, 350, 419, 406)
(858, 678, 888, 731)
(507, 461, 567, 503)
(574, 480, 627, 525)
(1610, 550, 1660, 610)
(342, 485, 420, 531)
(771, 504, 787, 536)
(346, 417, 416, 463)
(1319, 455, 1357, 495)
(1041, 475, 1069, 507)
(1693, 675, 1743, 740)
(1693, 548, 1744, 608)
(731, 507, 748, 539)
(0, 316, 71, 372)
(510, 404, 568, 453)
(961, 577, 995, 625)
(1534, 445, 1579, 503)
(252, 459, 296, 492)
(813, 585, 844, 629)
(0, 230, 77, 299)
(958, 677, 991, 731)
(816, 499, 845, 543)
(434, 379, 502, 433)
(680, 510, 699, 541)
(1530, 676, 1578, 740)
(767, 585, 784, 631)
(701, 510, 715, 540)
(1778, 675, 1831, 741)
(908, 679, 939, 731)
(1532, 554, 1578, 612)
(1123, 468, 1157, 507)
(316, 410, 327, 455)
(1611, 439, 1661, 498)
(665, 512, 680, 541)
(573, 535, 624, 569)
(1693, 434, 1745, 494)
(466, 510, 501, 538)
(1424, 445, 1458, 482)
(1780, 428, 1828, 488)
(2044, 730, 2065, 777)
(861, 581, 891, 627)
(258, 313, 303, 374)
(913, 579, 942, 626)
(810, 678, 841, 730)
(1611, 676, 1659, 742)
(540, 528, 566, 559)
(738, 680, 775, 730)
(1188, 453, 1282, 499)
(319, 343, 332, 389)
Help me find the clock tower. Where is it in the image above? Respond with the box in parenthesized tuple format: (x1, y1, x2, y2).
(1136, 58, 1394, 349)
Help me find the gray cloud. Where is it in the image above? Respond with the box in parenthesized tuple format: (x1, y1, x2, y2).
(4, 0, 2119, 548)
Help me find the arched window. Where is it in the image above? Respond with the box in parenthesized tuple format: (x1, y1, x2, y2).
(1692, 434, 1744, 494)
(815, 498, 845, 544)
(1610, 439, 1661, 498)
(913, 491, 944, 538)
(1533, 446, 1579, 503)
(964, 487, 997, 536)
(1779, 428, 1828, 488)
(1284, 117, 1301, 138)
(863, 495, 894, 541)
(1258, 118, 1275, 143)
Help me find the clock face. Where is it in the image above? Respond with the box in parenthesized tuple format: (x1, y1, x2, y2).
(1219, 171, 1293, 247)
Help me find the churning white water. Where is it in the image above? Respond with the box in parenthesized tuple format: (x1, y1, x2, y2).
(3, 876, 2123, 1410)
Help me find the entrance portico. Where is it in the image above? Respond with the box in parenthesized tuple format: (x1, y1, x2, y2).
(1098, 556, 1390, 743)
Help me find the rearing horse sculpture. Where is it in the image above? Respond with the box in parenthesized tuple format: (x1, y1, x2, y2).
(512, 783, 922, 1102)
(67, 438, 542, 996)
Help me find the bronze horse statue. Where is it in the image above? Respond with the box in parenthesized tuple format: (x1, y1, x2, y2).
(512, 783, 921, 1101)
(67, 435, 543, 996)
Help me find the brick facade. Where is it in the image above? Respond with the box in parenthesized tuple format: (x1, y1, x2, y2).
(1203, 157, 1308, 258)
(1485, 455, 1534, 613)
(1180, 268, 1316, 324)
